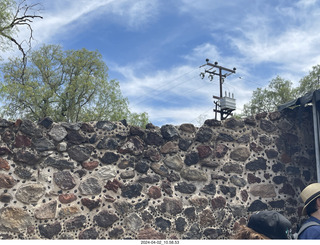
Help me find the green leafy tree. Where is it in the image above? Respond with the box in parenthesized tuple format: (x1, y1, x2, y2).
(243, 75, 297, 116)
(298, 64, 320, 96)
(0, 44, 149, 127)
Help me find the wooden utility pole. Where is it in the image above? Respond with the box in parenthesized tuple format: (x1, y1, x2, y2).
(200, 59, 236, 120)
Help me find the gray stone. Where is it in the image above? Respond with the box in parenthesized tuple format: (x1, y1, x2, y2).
(96, 121, 116, 130)
(155, 217, 171, 231)
(184, 152, 199, 166)
(224, 118, 244, 129)
(66, 129, 87, 144)
(113, 201, 132, 215)
(178, 138, 193, 151)
(53, 171, 76, 190)
(248, 200, 268, 212)
(161, 124, 179, 140)
(44, 157, 75, 170)
(250, 184, 276, 198)
(161, 141, 179, 154)
(14, 150, 40, 165)
(200, 182, 216, 195)
(259, 134, 272, 145)
(119, 136, 145, 155)
(230, 175, 246, 187)
(100, 151, 120, 164)
(14, 166, 33, 179)
(163, 155, 183, 171)
(222, 163, 243, 174)
(150, 162, 169, 176)
(49, 125, 68, 141)
(230, 147, 250, 161)
(138, 175, 160, 184)
(33, 137, 55, 151)
(0, 207, 32, 232)
(189, 196, 208, 211)
(15, 183, 46, 204)
(204, 228, 223, 239)
(217, 133, 235, 142)
(34, 200, 57, 219)
(120, 170, 135, 179)
(180, 168, 207, 181)
(184, 223, 202, 239)
(20, 120, 42, 138)
(179, 123, 196, 133)
(93, 210, 119, 228)
(237, 134, 250, 143)
(68, 145, 91, 162)
(159, 197, 183, 215)
(246, 157, 267, 171)
(39, 222, 61, 239)
(175, 181, 196, 194)
(124, 213, 143, 231)
(175, 217, 187, 232)
(78, 227, 99, 239)
(260, 119, 277, 132)
(195, 127, 213, 143)
(97, 137, 118, 150)
(121, 183, 142, 198)
(265, 149, 278, 158)
(145, 131, 164, 146)
(57, 142, 67, 151)
(204, 119, 221, 127)
(65, 215, 87, 231)
(96, 166, 117, 180)
(135, 160, 150, 174)
(79, 177, 102, 195)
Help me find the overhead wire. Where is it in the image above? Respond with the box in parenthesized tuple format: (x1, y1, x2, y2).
(129, 66, 200, 108)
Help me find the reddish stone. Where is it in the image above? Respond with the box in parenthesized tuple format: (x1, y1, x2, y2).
(241, 190, 248, 202)
(137, 226, 166, 240)
(197, 145, 212, 159)
(14, 134, 31, 148)
(104, 179, 123, 193)
(281, 153, 291, 163)
(81, 198, 101, 211)
(82, 161, 99, 170)
(247, 173, 261, 184)
(211, 196, 226, 209)
(147, 186, 161, 199)
(58, 193, 77, 204)
(0, 158, 10, 170)
(15, 119, 22, 127)
(0, 173, 16, 188)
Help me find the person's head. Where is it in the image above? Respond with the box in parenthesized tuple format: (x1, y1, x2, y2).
(301, 183, 320, 216)
(233, 225, 269, 239)
(246, 210, 292, 239)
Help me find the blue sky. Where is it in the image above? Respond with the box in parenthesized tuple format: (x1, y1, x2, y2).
(5, 0, 320, 126)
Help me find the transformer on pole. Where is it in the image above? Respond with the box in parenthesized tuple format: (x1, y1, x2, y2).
(200, 59, 236, 120)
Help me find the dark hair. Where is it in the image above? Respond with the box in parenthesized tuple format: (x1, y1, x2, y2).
(306, 198, 319, 216)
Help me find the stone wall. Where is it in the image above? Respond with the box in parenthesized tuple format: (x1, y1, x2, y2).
(0, 105, 317, 239)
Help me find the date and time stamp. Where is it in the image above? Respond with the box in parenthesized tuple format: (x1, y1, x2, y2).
(140, 241, 180, 245)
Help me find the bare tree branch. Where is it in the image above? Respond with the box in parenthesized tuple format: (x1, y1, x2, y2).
(0, 0, 43, 81)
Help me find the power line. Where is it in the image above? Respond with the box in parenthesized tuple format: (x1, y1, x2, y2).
(130, 67, 199, 108)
